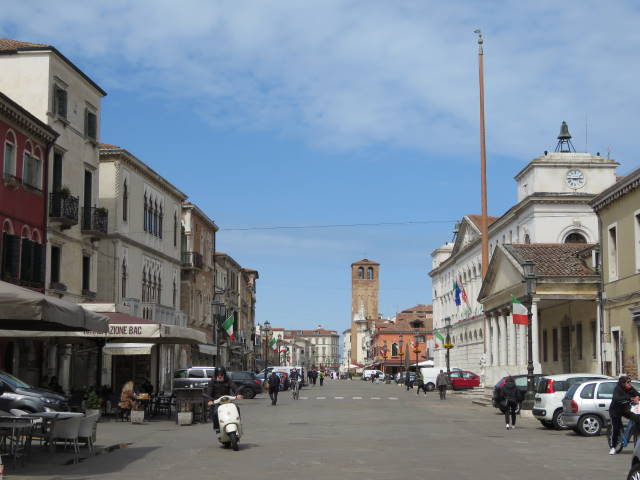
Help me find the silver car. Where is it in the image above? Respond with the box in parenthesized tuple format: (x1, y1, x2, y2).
(562, 380, 640, 436)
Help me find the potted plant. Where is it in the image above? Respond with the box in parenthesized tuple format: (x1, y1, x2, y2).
(58, 186, 71, 198)
(84, 390, 102, 419)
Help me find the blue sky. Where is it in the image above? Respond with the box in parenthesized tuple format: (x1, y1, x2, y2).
(3, 1, 640, 333)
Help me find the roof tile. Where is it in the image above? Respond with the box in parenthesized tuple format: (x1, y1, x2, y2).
(504, 244, 597, 276)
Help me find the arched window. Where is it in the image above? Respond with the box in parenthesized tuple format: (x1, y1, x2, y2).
(392, 343, 398, 356)
(157, 275, 162, 304)
(158, 204, 163, 239)
(153, 200, 158, 236)
(3, 130, 16, 177)
(141, 267, 147, 302)
(357, 267, 364, 279)
(121, 260, 127, 298)
(143, 194, 148, 232)
(565, 232, 587, 244)
(172, 278, 177, 307)
(173, 212, 177, 247)
(122, 181, 128, 222)
(367, 267, 374, 280)
(524, 234, 531, 244)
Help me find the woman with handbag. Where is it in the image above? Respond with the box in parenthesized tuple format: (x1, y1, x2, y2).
(499, 376, 521, 430)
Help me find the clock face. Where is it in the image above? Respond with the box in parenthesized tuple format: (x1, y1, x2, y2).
(566, 169, 585, 189)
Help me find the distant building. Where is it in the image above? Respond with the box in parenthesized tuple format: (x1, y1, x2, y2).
(284, 328, 340, 369)
(350, 259, 380, 365)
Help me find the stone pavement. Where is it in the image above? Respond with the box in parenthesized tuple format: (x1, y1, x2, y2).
(6, 380, 631, 480)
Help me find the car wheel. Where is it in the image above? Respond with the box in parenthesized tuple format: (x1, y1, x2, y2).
(425, 383, 435, 392)
(540, 420, 554, 429)
(577, 414, 602, 436)
(241, 387, 256, 399)
(627, 463, 640, 480)
(552, 409, 568, 430)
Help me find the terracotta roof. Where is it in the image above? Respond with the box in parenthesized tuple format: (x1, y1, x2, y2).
(467, 214, 499, 230)
(0, 38, 49, 50)
(400, 304, 433, 313)
(98, 142, 122, 150)
(504, 244, 598, 276)
(351, 258, 380, 266)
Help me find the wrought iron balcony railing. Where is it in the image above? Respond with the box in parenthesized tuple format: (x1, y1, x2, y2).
(81, 207, 108, 236)
(49, 192, 79, 225)
(181, 251, 203, 270)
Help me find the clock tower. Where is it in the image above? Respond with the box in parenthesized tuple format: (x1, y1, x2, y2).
(514, 122, 618, 202)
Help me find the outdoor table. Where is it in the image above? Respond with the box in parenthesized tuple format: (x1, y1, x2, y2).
(173, 388, 207, 424)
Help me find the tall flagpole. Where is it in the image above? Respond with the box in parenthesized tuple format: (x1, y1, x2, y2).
(475, 30, 489, 363)
(476, 29, 489, 280)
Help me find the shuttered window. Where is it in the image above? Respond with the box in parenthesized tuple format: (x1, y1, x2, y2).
(2, 233, 20, 279)
(3, 142, 15, 177)
(17, 240, 44, 284)
(85, 108, 97, 140)
(53, 85, 67, 119)
(50, 246, 61, 284)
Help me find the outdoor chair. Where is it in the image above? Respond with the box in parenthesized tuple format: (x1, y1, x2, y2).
(153, 395, 173, 418)
(48, 416, 83, 463)
(78, 412, 100, 455)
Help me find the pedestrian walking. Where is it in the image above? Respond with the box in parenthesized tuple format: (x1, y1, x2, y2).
(498, 376, 522, 429)
(436, 370, 448, 400)
(311, 369, 318, 385)
(609, 375, 640, 454)
(268, 371, 280, 406)
(405, 371, 413, 391)
(319, 371, 325, 386)
(416, 370, 427, 396)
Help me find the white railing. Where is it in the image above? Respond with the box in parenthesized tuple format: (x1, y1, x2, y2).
(125, 298, 186, 326)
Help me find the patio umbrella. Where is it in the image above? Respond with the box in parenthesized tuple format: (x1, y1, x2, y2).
(0, 280, 108, 332)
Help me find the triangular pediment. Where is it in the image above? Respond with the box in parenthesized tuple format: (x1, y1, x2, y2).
(451, 217, 481, 256)
(478, 246, 524, 304)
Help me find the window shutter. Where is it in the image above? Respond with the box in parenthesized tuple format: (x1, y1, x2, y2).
(57, 88, 68, 118)
(4, 234, 21, 278)
(32, 243, 44, 283)
(20, 239, 33, 282)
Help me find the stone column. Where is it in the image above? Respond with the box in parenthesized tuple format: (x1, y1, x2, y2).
(531, 299, 540, 368)
(58, 344, 72, 395)
(491, 314, 499, 367)
(499, 313, 507, 368)
(47, 343, 58, 379)
(508, 310, 516, 366)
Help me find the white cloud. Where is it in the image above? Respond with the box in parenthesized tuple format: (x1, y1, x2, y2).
(2, 0, 640, 165)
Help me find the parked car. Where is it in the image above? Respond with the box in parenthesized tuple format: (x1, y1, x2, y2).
(492, 374, 544, 413)
(449, 370, 480, 390)
(628, 439, 640, 479)
(561, 379, 640, 436)
(533, 373, 612, 430)
(419, 367, 463, 391)
(172, 366, 215, 390)
(227, 371, 262, 399)
(395, 371, 416, 384)
(0, 371, 68, 413)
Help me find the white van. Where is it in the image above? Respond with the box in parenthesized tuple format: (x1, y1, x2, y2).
(419, 367, 462, 391)
(269, 366, 306, 386)
(362, 369, 385, 381)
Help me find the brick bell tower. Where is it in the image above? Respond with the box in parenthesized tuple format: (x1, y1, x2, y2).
(350, 259, 380, 365)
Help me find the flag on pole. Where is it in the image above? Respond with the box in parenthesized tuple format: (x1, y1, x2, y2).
(453, 281, 461, 306)
(222, 314, 235, 340)
(511, 295, 529, 325)
(269, 337, 277, 351)
(434, 332, 445, 348)
(458, 277, 469, 304)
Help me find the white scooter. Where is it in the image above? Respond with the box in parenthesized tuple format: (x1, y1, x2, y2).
(213, 395, 242, 451)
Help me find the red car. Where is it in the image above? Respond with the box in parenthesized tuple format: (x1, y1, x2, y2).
(449, 370, 480, 390)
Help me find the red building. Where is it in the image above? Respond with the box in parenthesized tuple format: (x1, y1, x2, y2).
(0, 91, 58, 291)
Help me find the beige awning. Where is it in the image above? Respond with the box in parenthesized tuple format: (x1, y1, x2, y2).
(103, 343, 154, 356)
(0, 280, 109, 332)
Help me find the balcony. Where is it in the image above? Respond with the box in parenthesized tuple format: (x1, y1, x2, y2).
(81, 207, 108, 237)
(49, 192, 79, 226)
(181, 251, 203, 270)
(126, 298, 187, 327)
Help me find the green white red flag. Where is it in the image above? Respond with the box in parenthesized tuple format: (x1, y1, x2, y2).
(511, 296, 529, 325)
(434, 332, 445, 348)
(269, 337, 277, 351)
(222, 314, 235, 340)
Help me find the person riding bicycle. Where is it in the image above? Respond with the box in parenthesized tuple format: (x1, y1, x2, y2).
(290, 368, 301, 397)
(205, 366, 242, 435)
(609, 375, 640, 455)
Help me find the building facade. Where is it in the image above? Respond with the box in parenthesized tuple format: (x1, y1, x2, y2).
(284, 328, 340, 369)
(180, 202, 218, 366)
(590, 167, 640, 378)
(350, 258, 380, 365)
(0, 38, 108, 304)
(430, 127, 618, 384)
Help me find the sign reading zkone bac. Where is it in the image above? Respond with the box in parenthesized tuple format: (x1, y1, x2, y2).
(81, 323, 159, 337)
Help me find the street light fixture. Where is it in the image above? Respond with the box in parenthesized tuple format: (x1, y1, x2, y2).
(212, 290, 226, 368)
(398, 334, 404, 376)
(521, 260, 537, 410)
(444, 317, 452, 380)
(263, 320, 272, 384)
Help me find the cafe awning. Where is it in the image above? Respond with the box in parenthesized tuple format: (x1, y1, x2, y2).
(0, 312, 207, 344)
(103, 343, 154, 355)
(0, 280, 109, 332)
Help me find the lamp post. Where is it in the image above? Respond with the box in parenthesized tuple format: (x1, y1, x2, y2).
(522, 260, 537, 410)
(263, 320, 271, 384)
(212, 290, 226, 368)
(398, 334, 404, 376)
(445, 317, 452, 380)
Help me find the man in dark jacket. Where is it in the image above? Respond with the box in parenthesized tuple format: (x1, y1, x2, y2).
(206, 366, 241, 434)
(268, 371, 281, 405)
(609, 375, 640, 454)
(499, 376, 522, 429)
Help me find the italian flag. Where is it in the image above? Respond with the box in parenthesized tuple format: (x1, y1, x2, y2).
(222, 314, 235, 341)
(512, 295, 529, 325)
(434, 332, 445, 348)
(269, 337, 277, 351)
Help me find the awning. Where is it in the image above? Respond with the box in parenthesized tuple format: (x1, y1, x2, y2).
(103, 343, 154, 356)
(0, 312, 207, 344)
(198, 344, 217, 356)
(0, 280, 109, 332)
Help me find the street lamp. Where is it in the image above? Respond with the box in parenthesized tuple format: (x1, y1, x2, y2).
(398, 334, 404, 376)
(263, 320, 272, 384)
(212, 290, 226, 368)
(522, 260, 537, 410)
(444, 317, 452, 380)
